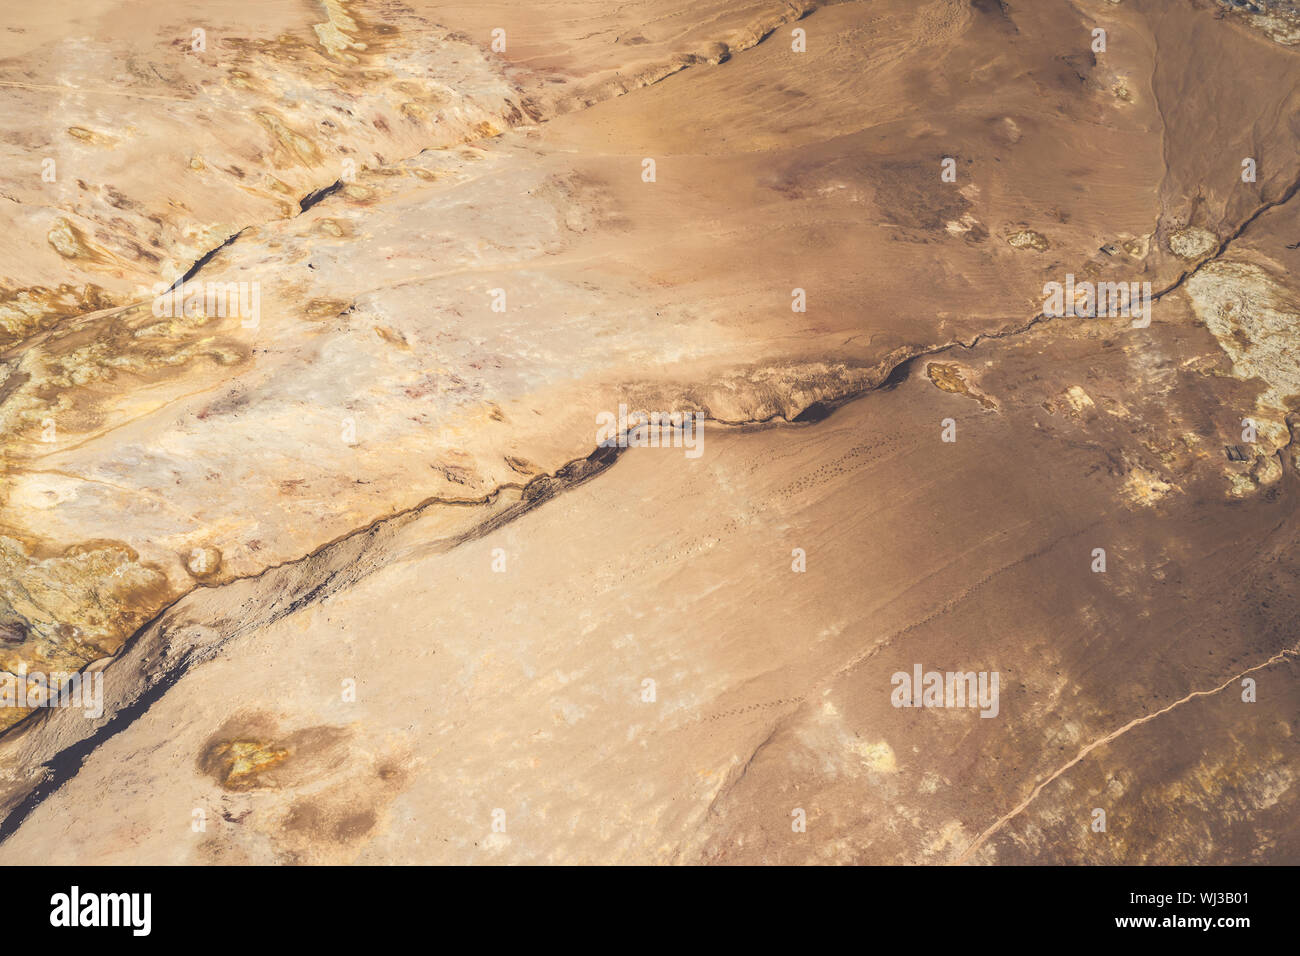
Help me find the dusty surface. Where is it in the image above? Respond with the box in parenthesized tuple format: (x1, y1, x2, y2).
(0, 0, 1297, 863)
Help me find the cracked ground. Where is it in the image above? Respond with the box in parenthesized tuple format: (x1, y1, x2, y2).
(0, 0, 1298, 864)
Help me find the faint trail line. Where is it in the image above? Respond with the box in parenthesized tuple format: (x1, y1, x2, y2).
(0, 80, 203, 105)
(950, 645, 1300, 866)
(830, 521, 1099, 683)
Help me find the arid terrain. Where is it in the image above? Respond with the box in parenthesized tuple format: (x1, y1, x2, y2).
(0, 0, 1297, 864)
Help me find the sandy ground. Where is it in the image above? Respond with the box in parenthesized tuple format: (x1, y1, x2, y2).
(0, 0, 1297, 863)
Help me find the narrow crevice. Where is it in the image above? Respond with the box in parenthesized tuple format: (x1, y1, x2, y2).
(1150, 168, 1300, 302)
(3, 3, 1299, 845)
(9, 154, 1298, 761)
(14, 3, 828, 336)
(165, 229, 245, 292)
(0, 440, 626, 841)
(18, 162, 1296, 785)
(298, 179, 343, 213)
(0, 648, 195, 845)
